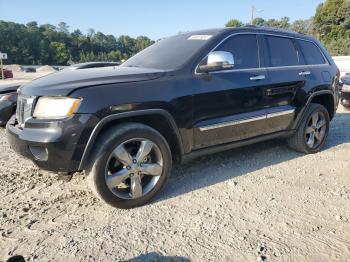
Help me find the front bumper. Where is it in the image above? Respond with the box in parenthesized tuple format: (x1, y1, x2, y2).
(6, 114, 95, 173)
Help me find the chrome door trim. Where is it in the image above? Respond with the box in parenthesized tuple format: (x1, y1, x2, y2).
(199, 115, 266, 131)
(267, 109, 295, 118)
(199, 108, 296, 131)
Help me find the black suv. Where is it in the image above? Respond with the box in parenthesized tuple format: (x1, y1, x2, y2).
(7, 27, 340, 209)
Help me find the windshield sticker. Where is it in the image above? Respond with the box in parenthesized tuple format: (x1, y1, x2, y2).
(188, 35, 212, 41)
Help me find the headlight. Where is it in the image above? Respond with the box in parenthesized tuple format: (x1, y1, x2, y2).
(33, 97, 81, 119)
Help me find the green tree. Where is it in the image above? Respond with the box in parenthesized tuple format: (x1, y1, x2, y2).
(58, 22, 69, 34)
(50, 42, 69, 65)
(87, 28, 95, 37)
(291, 19, 313, 34)
(252, 17, 265, 26)
(313, 0, 350, 54)
(135, 36, 154, 52)
(327, 37, 350, 55)
(117, 35, 136, 58)
(225, 19, 243, 27)
(0, 20, 156, 65)
(278, 17, 290, 29)
(264, 19, 280, 28)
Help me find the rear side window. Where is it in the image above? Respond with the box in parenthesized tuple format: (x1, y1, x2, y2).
(298, 40, 326, 65)
(214, 35, 259, 70)
(266, 36, 299, 67)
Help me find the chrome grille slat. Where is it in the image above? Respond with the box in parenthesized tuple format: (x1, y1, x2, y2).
(16, 95, 35, 126)
(16, 96, 23, 124)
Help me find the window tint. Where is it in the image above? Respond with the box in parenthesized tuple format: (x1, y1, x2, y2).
(298, 40, 326, 65)
(214, 35, 259, 70)
(266, 36, 299, 67)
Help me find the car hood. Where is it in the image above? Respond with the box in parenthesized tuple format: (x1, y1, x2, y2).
(19, 66, 166, 96)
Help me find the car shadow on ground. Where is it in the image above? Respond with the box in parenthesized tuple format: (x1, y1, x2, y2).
(156, 112, 350, 203)
(122, 252, 190, 262)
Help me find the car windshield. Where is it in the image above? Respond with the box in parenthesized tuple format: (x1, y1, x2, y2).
(121, 32, 219, 70)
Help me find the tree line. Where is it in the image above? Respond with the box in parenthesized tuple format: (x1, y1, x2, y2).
(0, 21, 154, 65)
(0, 0, 349, 66)
(226, 0, 350, 55)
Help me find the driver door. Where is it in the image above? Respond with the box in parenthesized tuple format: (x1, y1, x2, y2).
(192, 34, 271, 149)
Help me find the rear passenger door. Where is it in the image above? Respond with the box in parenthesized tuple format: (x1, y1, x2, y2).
(296, 39, 333, 94)
(262, 35, 310, 133)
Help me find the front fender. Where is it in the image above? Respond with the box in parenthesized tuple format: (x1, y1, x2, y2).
(78, 109, 184, 170)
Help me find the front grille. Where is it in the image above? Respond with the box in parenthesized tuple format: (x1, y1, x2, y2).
(16, 95, 35, 127)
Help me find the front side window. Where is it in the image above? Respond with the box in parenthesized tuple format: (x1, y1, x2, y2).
(214, 35, 259, 70)
(298, 40, 326, 65)
(266, 36, 299, 67)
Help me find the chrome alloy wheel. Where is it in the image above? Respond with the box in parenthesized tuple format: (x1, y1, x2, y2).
(305, 111, 327, 149)
(105, 139, 163, 199)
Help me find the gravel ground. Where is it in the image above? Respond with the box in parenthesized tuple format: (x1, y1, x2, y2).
(0, 107, 349, 262)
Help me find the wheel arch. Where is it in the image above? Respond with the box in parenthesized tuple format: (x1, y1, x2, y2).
(293, 90, 335, 129)
(79, 109, 184, 171)
(308, 92, 336, 120)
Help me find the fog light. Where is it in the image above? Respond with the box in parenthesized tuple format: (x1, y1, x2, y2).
(29, 146, 48, 161)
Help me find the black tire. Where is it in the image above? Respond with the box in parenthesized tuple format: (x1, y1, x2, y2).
(287, 103, 330, 154)
(86, 123, 172, 209)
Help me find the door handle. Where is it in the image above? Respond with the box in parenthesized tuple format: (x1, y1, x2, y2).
(250, 75, 266, 81)
(299, 71, 311, 76)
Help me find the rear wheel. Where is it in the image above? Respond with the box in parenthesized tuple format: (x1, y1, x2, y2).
(86, 123, 172, 209)
(287, 103, 330, 154)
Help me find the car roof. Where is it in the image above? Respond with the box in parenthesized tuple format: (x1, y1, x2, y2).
(184, 26, 313, 41)
(233, 26, 311, 38)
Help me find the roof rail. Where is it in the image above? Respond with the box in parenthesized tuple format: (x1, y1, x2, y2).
(242, 25, 304, 35)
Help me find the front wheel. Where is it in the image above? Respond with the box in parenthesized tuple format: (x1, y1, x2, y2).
(86, 123, 172, 209)
(287, 103, 330, 154)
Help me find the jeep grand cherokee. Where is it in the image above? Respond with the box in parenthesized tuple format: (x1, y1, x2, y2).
(6, 27, 340, 209)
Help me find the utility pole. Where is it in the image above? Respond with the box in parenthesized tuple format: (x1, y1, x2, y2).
(251, 5, 263, 25)
(1, 58, 3, 80)
(251, 5, 256, 25)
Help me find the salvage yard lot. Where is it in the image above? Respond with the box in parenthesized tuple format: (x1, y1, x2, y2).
(0, 107, 350, 262)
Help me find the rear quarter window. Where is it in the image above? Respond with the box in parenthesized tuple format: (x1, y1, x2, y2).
(266, 36, 299, 67)
(298, 40, 326, 65)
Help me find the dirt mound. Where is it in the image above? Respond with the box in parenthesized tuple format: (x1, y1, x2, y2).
(36, 65, 56, 73)
(3, 64, 23, 72)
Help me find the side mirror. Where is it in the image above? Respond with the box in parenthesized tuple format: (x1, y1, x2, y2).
(198, 51, 235, 73)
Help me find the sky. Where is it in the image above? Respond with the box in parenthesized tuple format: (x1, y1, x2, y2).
(0, 0, 324, 39)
